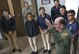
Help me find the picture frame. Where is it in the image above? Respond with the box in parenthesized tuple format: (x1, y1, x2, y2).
(41, 0, 50, 5)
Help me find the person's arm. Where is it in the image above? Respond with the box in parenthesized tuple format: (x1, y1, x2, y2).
(39, 26, 43, 33)
(72, 23, 78, 41)
(37, 17, 42, 32)
(30, 7, 33, 14)
(51, 7, 55, 20)
(11, 17, 16, 32)
(24, 21, 30, 36)
(22, 8, 26, 18)
(0, 19, 9, 34)
(33, 21, 39, 36)
(45, 18, 53, 32)
(47, 15, 52, 25)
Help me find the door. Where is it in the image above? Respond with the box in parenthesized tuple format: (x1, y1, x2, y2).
(12, 0, 25, 36)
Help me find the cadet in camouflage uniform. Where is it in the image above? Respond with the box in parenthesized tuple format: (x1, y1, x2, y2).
(46, 17, 72, 54)
(22, 2, 32, 23)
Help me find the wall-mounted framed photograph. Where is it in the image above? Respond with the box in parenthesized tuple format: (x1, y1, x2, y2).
(41, 0, 50, 5)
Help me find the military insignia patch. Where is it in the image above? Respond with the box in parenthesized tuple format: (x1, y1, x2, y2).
(62, 33, 68, 36)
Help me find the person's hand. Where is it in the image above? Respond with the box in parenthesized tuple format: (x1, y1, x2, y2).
(39, 27, 44, 33)
(45, 18, 52, 28)
(8, 31, 12, 35)
(43, 30, 48, 34)
(40, 29, 47, 34)
(40, 29, 44, 34)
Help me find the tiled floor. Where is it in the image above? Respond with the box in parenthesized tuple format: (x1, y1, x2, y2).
(0, 34, 79, 54)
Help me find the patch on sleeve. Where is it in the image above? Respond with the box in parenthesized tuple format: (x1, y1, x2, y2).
(62, 33, 68, 36)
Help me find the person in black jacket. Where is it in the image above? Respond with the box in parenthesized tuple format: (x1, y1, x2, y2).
(25, 13, 39, 54)
(51, 0, 61, 22)
(0, 10, 21, 53)
(66, 10, 79, 54)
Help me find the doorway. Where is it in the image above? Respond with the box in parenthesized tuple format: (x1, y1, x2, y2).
(12, 0, 38, 36)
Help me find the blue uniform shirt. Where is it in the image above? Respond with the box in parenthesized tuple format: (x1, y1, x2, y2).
(66, 21, 78, 40)
(37, 13, 52, 30)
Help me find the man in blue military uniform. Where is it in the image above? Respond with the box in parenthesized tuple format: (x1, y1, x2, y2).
(66, 10, 79, 54)
(37, 7, 52, 54)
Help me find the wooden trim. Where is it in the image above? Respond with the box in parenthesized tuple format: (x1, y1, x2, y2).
(7, 0, 15, 16)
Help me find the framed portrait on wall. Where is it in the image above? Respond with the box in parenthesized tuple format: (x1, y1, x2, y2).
(41, 0, 50, 5)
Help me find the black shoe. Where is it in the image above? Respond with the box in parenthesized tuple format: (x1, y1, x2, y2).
(12, 48, 16, 53)
(17, 49, 22, 52)
(48, 50, 51, 54)
(34, 52, 38, 54)
(51, 43, 55, 46)
(31, 51, 35, 54)
(43, 50, 48, 53)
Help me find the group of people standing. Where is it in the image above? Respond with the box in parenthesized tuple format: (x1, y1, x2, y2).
(0, 0, 79, 54)
(0, 10, 22, 52)
(22, 0, 79, 54)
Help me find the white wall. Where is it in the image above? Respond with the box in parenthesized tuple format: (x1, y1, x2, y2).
(65, 0, 79, 18)
(37, 0, 66, 16)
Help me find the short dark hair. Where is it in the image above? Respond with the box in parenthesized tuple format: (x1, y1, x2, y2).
(59, 19, 66, 26)
(2, 9, 8, 13)
(24, 2, 28, 5)
(67, 10, 75, 15)
(39, 7, 45, 11)
(53, 0, 59, 2)
(2, 9, 10, 14)
(60, 5, 66, 10)
(26, 13, 32, 17)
